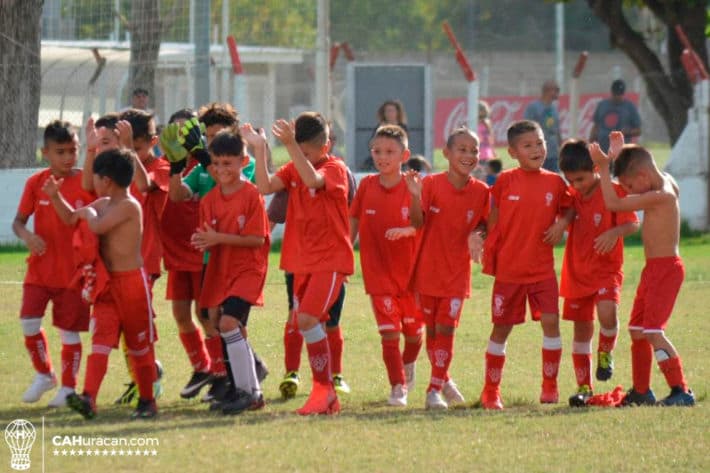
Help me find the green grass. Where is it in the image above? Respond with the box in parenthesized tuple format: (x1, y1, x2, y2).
(0, 242, 708, 472)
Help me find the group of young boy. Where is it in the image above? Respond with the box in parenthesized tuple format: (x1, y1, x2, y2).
(13, 100, 694, 420)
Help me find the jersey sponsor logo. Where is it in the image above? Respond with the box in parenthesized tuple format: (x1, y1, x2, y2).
(310, 353, 329, 372)
(466, 210, 474, 224)
(545, 192, 554, 207)
(449, 298, 462, 318)
(493, 294, 504, 317)
(593, 213, 602, 227)
(39, 199, 50, 206)
(429, 206, 441, 213)
(365, 209, 376, 215)
(570, 303, 581, 309)
(543, 361, 558, 378)
(434, 349, 449, 368)
(507, 195, 520, 201)
(237, 215, 245, 230)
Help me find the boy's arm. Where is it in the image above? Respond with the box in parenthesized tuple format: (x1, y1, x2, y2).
(168, 173, 193, 202)
(272, 120, 325, 190)
(12, 214, 46, 256)
(404, 170, 424, 229)
(349, 217, 359, 244)
(82, 117, 99, 191)
(42, 175, 79, 226)
(243, 123, 285, 195)
(594, 221, 640, 254)
(116, 120, 151, 192)
(543, 207, 575, 245)
(191, 222, 265, 250)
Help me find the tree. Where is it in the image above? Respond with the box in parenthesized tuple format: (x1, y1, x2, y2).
(585, 0, 709, 145)
(125, 0, 162, 103)
(0, 1, 43, 168)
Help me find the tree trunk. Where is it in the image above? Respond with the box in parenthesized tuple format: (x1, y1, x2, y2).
(128, 0, 162, 105)
(587, 0, 710, 145)
(0, 0, 43, 168)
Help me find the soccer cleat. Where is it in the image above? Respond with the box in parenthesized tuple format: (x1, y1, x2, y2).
(202, 375, 231, 403)
(279, 371, 300, 400)
(22, 372, 57, 403)
(66, 392, 96, 420)
(387, 384, 408, 407)
(254, 354, 269, 383)
(658, 386, 695, 407)
(47, 386, 76, 408)
(333, 374, 351, 394)
(180, 371, 212, 399)
(480, 386, 503, 410)
(425, 389, 448, 410)
(596, 351, 614, 381)
(219, 388, 254, 415)
(540, 380, 559, 404)
(568, 384, 593, 408)
(404, 362, 416, 390)
(114, 382, 138, 405)
(620, 387, 657, 406)
(442, 379, 466, 407)
(131, 398, 157, 420)
(296, 382, 340, 415)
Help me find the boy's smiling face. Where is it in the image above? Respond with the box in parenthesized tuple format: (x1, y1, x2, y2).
(370, 136, 409, 176)
(508, 128, 547, 171)
(444, 133, 479, 177)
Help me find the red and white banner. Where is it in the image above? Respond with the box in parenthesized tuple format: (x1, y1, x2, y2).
(434, 93, 639, 148)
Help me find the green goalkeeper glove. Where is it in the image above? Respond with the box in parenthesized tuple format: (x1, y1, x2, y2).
(179, 117, 211, 168)
(160, 123, 188, 175)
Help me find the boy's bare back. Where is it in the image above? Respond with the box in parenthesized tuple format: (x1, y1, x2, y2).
(638, 173, 680, 259)
(90, 195, 143, 272)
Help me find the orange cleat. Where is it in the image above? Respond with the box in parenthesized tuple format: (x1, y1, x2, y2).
(296, 382, 340, 415)
(540, 380, 559, 404)
(480, 386, 503, 410)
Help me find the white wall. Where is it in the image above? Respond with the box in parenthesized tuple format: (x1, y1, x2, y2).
(1, 169, 38, 243)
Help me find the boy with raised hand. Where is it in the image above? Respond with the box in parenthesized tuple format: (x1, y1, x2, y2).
(589, 132, 694, 406)
(479, 120, 572, 410)
(252, 112, 354, 415)
(13, 120, 94, 407)
(558, 140, 639, 407)
(405, 127, 489, 410)
(44, 148, 158, 419)
(191, 130, 270, 415)
(350, 124, 423, 406)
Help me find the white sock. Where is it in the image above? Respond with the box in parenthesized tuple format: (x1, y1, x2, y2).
(221, 329, 260, 396)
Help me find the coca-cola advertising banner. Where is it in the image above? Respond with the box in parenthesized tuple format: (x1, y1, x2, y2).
(434, 93, 639, 148)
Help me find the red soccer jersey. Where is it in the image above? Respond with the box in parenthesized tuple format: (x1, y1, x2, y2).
(488, 168, 572, 284)
(131, 157, 170, 276)
(198, 182, 270, 307)
(160, 161, 202, 272)
(560, 183, 638, 299)
(17, 169, 95, 288)
(276, 156, 354, 276)
(410, 172, 490, 298)
(350, 174, 414, 296)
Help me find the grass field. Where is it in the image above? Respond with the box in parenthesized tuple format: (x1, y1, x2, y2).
(0, 239, 708, 473)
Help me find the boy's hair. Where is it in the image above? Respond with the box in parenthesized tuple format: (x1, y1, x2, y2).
(613, 144, 653, 178)
(119, 109, 156, 140)
(208, 130, 245, 157)
(168, 108, 196, 124)
(94, 113, 119, 130)
(295, 112, 328, 146)
(406, 154, 431, 173)
(446, 126, 478, 148)
(93, 148, 135, 188)
(486, 158, 503, 174)
(370, 124, 408, 149)
(507, 120, 541, 146)
(132, 87, 149, 96)
(559, 139, 594, 173)
(198, 102, 239, 128)
(43, 120, 76, 146)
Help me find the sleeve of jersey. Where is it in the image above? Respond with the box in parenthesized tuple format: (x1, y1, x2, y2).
(275, 163, 293, 189)
(557, 178, 573, 214)
(17, 176, 38, 217)
(148, 160, 171, 192)
(349, 178, 365, 218)
(613, 184, 640, 225)
(243, 191, 269, 237)
(321, 161, 348, 197)
(183, 165, 200, 194)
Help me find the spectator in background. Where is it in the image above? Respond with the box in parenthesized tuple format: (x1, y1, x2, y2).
(589, 79, 641, 153)
(405, 154, 432, 176)
(478, 100, 496, 163)
(362, 100, 409, 171)
(123, 88, 161, 125)
(524, 80, 562, 172)
(485, 158, 502, 186)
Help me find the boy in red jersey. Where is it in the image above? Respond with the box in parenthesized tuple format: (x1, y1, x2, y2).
(13, 120, 94, 407)
(558, 140, 639, 406)
(480, 120, 572, 410)
(350, 124, 423, 406)
(252, 112, 354, 415)
(405, 127, 490, 410)
(45, 148, 158, 419)
(193, 130, 270, 414)
(589, 132, 694, 406)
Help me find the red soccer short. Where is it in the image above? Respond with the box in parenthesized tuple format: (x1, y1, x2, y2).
(415, 294, 465, 329)
(491, 277, 559, 325)
(166, 270, 202, 301)
(20, 284, 90, 332)
(563, 285, 621, 322)
(370, 294, 424, 337)
(629, 256, 684, 333)
(293, 272, 347, 322)
(91, 269, 157, 353)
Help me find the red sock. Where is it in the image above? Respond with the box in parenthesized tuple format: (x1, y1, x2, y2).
(631, 338, 653, 393)
(381, 337, 405, 386)
(204, 336, 226, 377)
(542, 348, 562, 383)
(428, 333, 454, 392)
(327, 327, 344, 375)
(402, 337, 423, 365)
(132, 351, 156, 400)
(598, 332, 618, 353)
(61, 343, 82, 388)
(306, 337, 331, 385)
(484, 352, 505, 388)
(425, 333, 435, 366)
(83, 352, 109, 401)
(572, 353, 592, 388)
(658, 357, 688, 391)
(24, 330, 53, 374)
(284, 318, 303, 373)
(179, 329, 210, 372)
